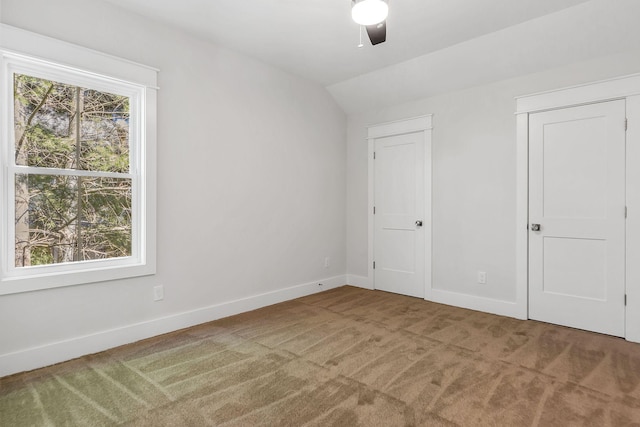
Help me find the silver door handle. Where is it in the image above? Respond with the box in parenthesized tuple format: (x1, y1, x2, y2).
(416, 220, 423, 227)
(531, 224, 541, 231)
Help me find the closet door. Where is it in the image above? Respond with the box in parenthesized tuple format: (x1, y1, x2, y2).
(528, 100, 626, 336)
(374, 131, 426, 298)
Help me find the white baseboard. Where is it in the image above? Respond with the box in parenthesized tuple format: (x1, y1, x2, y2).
(344, 275, 524, 319)
(0, 275, 347, 377)
(346, 274, 372, 289)
(429, 288, 526, 320)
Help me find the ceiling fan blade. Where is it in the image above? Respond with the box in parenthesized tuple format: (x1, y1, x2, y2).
(366, 20, 386, 45)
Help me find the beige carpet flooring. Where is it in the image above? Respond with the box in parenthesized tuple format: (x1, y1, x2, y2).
(2, 285, 640, 426)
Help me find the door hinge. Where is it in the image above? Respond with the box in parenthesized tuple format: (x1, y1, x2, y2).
(373, 206, 376, 215)
(373, 151, 376, 159)
(625, 294, 627, 306)
(373, 261, 376, 270)
(625, 118, 628, 131)
(625, 206, 628, 218)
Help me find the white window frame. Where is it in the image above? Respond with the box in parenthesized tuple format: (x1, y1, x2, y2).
(0, 24, 157, 294)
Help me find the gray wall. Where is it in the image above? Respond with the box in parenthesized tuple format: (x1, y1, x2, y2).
(0, 0, 346, 366)
(346, 50, 640, 306)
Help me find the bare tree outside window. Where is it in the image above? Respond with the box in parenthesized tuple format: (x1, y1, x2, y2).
(13, 74, 132, 267)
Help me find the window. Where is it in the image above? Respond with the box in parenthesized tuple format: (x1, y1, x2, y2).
(0, 25, 157, 294)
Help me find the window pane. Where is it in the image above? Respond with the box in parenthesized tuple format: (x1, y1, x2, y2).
(80, 177, 132, 260)
(14, 75, 75, 169)
(15, 174, 79, 267)
(14, 174, 132, 267)
(80, 89, 130, 173)
(13, 74, 130, 173)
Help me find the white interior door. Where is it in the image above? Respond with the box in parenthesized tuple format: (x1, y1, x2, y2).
(374, 132, 425, 298)
(529, 100, 626, 337)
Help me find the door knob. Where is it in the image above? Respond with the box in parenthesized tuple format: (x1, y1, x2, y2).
(531, 224, 541, 231)
(415, 220, 423, 227)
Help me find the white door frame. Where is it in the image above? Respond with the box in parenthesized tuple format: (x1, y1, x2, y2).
(515, 73, 640, 342)
(367, 115, 433, 298)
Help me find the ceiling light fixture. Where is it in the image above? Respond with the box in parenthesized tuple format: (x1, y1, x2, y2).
(351, 0, 388, 26)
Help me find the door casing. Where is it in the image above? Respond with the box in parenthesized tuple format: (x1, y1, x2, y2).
(516, 73, 640, 342)
(366, 115, 432, 299)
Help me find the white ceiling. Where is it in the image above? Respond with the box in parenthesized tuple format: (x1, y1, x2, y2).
(101, 0, 591, 86)
(330, 0, 640, 113)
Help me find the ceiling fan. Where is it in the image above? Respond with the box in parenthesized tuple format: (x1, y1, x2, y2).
(351, 0, 388, 46)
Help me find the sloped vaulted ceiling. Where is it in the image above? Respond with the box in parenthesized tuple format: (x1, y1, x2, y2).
(101, 0, 640, 113)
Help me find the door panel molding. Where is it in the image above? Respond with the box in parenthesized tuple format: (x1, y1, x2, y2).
(366, 115, 432, 298)
(516, 74, 640, 341)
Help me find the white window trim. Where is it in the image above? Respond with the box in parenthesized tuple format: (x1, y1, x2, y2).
(0, 24, 157, 295)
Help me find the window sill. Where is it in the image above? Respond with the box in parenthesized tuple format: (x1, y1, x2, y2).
(0, 261, 156, 295)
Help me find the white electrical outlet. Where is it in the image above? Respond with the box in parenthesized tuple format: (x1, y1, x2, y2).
(477, 271, 487, 284)
(153, 285, 164, 301)
(324, 257, 330, 268)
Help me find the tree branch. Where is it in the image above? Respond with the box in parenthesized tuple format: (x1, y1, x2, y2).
(15, 82, 55, 161)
